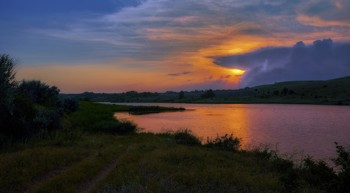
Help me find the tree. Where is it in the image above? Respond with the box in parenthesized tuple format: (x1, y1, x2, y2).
(281, 87, 289, 96)
(201, 89, 215, 99)
(178, 91, 185, 99)
(17, 80, 64, 134)
(18, 80, 60, 107)
(0, 54, 18, 138)
(0, 54, 75, 141)
(0, 54, 17, 114)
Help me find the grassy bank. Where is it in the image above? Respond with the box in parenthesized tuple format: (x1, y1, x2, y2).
(63, 76, 350, 105)
(1, 102, 349, 193)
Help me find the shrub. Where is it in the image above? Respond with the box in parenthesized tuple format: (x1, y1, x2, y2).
(279, 143, 350, 193)
(300, 157, 337, 191)
(92, 120, 138, 134)
(205, 134, 240, 152)
(174, 129, 201, 146)
(18, 80, 60, 107)
(62, 98, 79, 113)
(33, 106, 64, 134)
(333, 143, 350, 192)
(251, 145, 279, 161)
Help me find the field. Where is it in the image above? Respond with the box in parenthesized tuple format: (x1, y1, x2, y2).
(1, 102, 349, 193)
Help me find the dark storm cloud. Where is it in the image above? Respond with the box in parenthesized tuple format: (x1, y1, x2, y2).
(302, 0, 350, 22)
(214, 39, 350, 86)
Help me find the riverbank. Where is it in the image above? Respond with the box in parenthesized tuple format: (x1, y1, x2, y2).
(1, 102, 349, 193)
(62, 76, 350, 106)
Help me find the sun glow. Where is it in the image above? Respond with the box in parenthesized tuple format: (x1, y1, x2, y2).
(230, 68, 246, 76)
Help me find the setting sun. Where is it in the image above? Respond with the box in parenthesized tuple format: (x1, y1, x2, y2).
(230, 68, 246, 76)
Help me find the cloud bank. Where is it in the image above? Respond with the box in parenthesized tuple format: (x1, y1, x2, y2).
(215, 39, 350, 86)
(2, 0, 350, 91)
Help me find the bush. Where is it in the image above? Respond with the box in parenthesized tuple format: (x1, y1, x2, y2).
(333, 143, 350, 192)
(174, 129, 201, 146)
(116, 121, 138, 134)
(62, 98, 79, 113)
(18, 80, 60, 107)
(300, 157, 337, 192)
(92, 120, 138, 134)
(205, 134, 240, 152)
(279, 143, 350, 193)
(33, 107, 63, 134)
(0, 54, 69, 141)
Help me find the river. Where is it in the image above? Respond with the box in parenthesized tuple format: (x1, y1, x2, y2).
(113, 103, 350, 161)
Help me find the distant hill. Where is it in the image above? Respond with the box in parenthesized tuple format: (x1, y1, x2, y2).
(244, 76, 350, 105)
(61, 76, 350, 105)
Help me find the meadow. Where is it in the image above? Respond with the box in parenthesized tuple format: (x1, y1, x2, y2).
(1, 101, 349, 193)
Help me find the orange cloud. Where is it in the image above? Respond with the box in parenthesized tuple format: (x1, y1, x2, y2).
(17, 60, 241, 93)
(16, 0, 350, 92)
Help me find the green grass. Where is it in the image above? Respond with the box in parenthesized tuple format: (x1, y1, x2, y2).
(0, 133, 288, 193)
(67, 101, 130, 131)
(93, 134, 283, 193)
(1, 101, 348, 193)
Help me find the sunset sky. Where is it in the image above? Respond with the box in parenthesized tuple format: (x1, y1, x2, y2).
(1, 0, 350, 93)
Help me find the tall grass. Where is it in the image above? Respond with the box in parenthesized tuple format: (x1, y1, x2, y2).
(68, 101, 137, 134)
(173, 129, 201, 146)
(205, 134, 241, 152)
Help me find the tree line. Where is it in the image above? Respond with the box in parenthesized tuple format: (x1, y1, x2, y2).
(0, 54, 79, 144)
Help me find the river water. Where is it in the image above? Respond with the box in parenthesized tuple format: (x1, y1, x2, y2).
(113, 103, 350, 160)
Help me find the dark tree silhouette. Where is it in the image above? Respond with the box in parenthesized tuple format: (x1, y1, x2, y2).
(178, 91, 185, 99)
(201, 89, 215, 99)
(0, 54, 17, 114)
(18, 80, 60, 106)
(0, 54, 79, 141)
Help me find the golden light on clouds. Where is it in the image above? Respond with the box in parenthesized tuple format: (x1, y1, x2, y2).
(230, 68, 246, 76)
(12, 0, 350, 92)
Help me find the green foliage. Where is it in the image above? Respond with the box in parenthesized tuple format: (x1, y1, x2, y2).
(1, 100, 350, 193)
(92, 120, 137, 134)
(174, 129, 201, 146)
(0, 54, 17, 112)
(18, 80, 60, 107)
(274, 143, 350, 193)
(0, 54, 17, 138)
(205, 134, 241, 152)
(12, 81, 64, 139)
(68, 102, 129, 131)
(33, 106, 63, 134)
(300, 157, 337, 192)
(0, 55, 70, 141)
(333, 143, 350, 192)
(334, 143, 350, 172)
(5, 94, 36, 138)
(62, 98, 79, 113)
